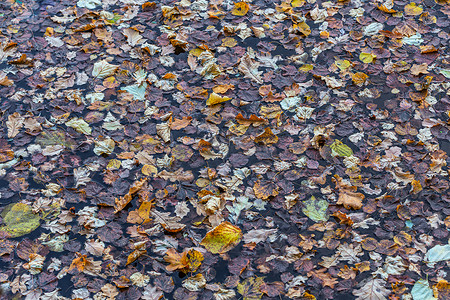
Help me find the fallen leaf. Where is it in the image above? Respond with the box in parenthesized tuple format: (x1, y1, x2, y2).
(253, 180, 279, 200)
(231, 2, 250, 16)
(200, 221, 243, 254)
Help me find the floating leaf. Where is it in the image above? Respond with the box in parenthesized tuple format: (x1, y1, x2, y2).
(182, 273, 206, 292)
(359, 52, 376, 64)
(122, 83, 147, 101)
(0, 203, 40, 238)
(254, 127, 278, 145)
(405, 3, 423, 16)
(237, 277, 264, 300)
(403, 33, 423, 45)
(330, 140, 353, 157)
(206, 92, 231, 106)
(94, 137, 115, 155)
(253, 180, 279, 200)
(92, 60, 118, 79)
(411, 279, 436, 300)
(302, 196, 329, 222)
(231, 2, 249, 16)
(352, 72, 369, 86)
(439, 69, 450, 79)
(353, 278, 390, 300)
(335, 59, 351, 71)
(200, 221, 243, 254)
(65, 118, 92, 135)
(424, 244, 450, 263)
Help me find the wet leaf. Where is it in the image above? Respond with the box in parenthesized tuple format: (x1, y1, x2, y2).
(411, 279, 436, 300)
(424, 244, 450, 263)
(92, 60, 118, 79)
(253, 180, 279, 200)
(302, 196, 329, 222)
(200, 221, 243, 254)
(330, 140, 353, 157)
(0, 203, 40, 238)
(359, 52, 376, 64)
(237, 276, 264, 300)
(206, 92, 231, 106)
(232, 2, 250, 16)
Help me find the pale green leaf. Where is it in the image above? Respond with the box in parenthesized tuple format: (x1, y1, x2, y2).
(411, 279, 436, 300)
(122, 83, 147, 100)
(424, 244, 450, 263)
(302, 196, 329, 222)
(65, 118, 92, 135)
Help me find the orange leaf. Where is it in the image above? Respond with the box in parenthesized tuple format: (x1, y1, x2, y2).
(164, 248, 189, 271)
(171, 116, 192, 130)
(231, 2, 249, 16)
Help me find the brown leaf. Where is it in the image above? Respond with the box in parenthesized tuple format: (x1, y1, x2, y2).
(254, 127, 278, 145)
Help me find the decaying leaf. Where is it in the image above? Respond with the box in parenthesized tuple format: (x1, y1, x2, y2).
(237, 277, 264, 300)
(302, 196, 329, 222)
(253, 180, 279, 200)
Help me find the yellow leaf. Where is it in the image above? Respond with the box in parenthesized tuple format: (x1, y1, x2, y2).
(294, 21, 311, 36)
(207, 92, 231, 106)
(335, 59, 351, 71)
(291, 0, 305, 8)
(231, 2, 249, 16)
(186, 249, 204, 272)
(221, 37, 237, 48)
(141, 164, 157, 176)
(405, 3, 423, 16)
(106, 159, 121, 170)
(359, 52, 376, 64)
(237, 277, 265, 300)
(299, 64, 313, 72)
(200, 221, 243, 254)
(0, 203, 40, 238)
(352, 72, 369, 86)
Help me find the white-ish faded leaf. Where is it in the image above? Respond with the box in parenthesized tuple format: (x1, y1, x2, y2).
(7, 112, 24, 138)
(411, 279, 436, 300)
(243, 228, 278, 244)
(424, 244, 450, 263)
(238, 53, 263, 84)
(353, 278, 390, 300)
(74, 167, 91, 188)
(92, 60, 118, 79)
(122, 83, 147, 100)
(93, 138, 115, 155)
(65, 118, 92, 135)
(156, 122, 171, 143)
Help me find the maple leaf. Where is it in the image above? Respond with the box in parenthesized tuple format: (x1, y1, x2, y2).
(237, 276, 264, 300)
(200, 221, 243, 254)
